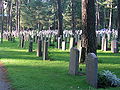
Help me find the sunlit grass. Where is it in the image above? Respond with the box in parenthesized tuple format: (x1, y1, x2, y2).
(0, 40, 120, 90)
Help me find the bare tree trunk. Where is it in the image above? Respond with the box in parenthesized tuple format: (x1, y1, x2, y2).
(71, 0, 76, 35)
(117, 0, 120, 41)
(57, 0, 63, 37)
(9, 1, 13, 33)
(1, 1, 4, 43)
(16, 0, 20, 32)
(108, 4, 113, 31)
(81, 0, 97, 54)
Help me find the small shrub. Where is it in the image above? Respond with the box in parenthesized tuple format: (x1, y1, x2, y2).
(98, 70, 120, 88)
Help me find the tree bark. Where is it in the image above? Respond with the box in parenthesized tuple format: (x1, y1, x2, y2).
(1, 0, 4, 43)
(117, 0, 120, 41)
(81, 0, 97, 54)
(71, 0, 76, 35)
(57, 0, 63, 37)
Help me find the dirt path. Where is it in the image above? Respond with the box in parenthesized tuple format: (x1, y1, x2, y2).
(0, 62, 11, 90)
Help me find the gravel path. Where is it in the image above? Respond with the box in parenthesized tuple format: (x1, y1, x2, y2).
(0, 62, 11, 90)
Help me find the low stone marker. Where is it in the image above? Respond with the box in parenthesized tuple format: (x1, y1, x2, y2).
(69, 47, 79, 75)
(62, 41, 66, 50)
(111, 40, 119, 53)
(37, 39, 42, 57)
(86, 53, 98, 88)
(43, 41, 48, 60)
(57, 37, 61, 49)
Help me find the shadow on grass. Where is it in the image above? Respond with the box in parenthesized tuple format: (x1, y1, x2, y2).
(0, 50, 42, 61)
(98, 52, 120, 64)
(49, 51, 70, 62)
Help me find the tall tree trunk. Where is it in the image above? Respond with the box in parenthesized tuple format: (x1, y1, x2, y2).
(9, 1, 13, 33)
(117, 0, 120, 41)
(1, 0, 4, 43)
(81, 0, 97, 54)
(16, 0, 20, 32)
(57, 0, 63, 37)
(108, 4, 113, 31)
(71, 0, 76, 35)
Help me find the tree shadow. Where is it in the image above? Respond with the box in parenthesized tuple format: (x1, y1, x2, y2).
(0, 50, 42, 61)
(97, 52, 120, 64)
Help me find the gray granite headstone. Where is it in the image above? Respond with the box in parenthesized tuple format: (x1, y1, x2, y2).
(101, 37, 105, 51)
(62, 41, 66, 50)
(69, 37, 75, 50)
(69, 48, 79, 75)
(37, 39, 42, 57)
(103, 38, 108, 51)
(111, 40, 119, 53)
(86, 53, 98, 88)
(58, 37, 61, 49)
(43, 41, 48, 60)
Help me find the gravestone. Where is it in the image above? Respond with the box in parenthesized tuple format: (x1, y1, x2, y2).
(97, 34, 101, 48)
(28, 37, 33, 52)
(86, 53, 98, 88)
(69, 37, 75, 50)
(37, 39, 42, 57)
(77, 40, 83, 63)
(69, 48, 79, 75)
(111, 40, 119, 53)
(43, 41, 48, 60)
(62, 41, 66, 50)
(21, 34, 25, 48)
(103, 38, 108, 51)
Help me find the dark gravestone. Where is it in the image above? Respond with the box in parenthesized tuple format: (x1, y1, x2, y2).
(37, 39, 42, 57)
(28, 39, 33, 52)
(69, 48, 79, 75)
(111, 40, 119, 53)
(97, 34, 101, 48)
(86, 53, 98, 88)
(21, 34, 25, 48)
(43, 41, 48, 60)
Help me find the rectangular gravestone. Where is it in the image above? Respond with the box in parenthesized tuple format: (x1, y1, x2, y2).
(69, 37, 75, 50)
(62, 41, 66, 50)
(103, 38, 108, 51)
(101, 37, 105, 51)
(37, 38, 42, 57)
(86, 53, 98, 88)
(57, 37, 62, 49)
(69, 47, 79, 75)
(43, 41, 48, 60)
(111, 40, 119, 53)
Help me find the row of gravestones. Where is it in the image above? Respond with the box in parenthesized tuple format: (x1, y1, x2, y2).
(19, 34, 49, 60)
(97, 33, 119, 53)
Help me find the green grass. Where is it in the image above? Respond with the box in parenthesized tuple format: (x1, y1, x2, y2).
(0, 40, 120, 90)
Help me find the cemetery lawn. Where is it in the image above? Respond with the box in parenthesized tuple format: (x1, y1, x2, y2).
(0, 40, 120, 90)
